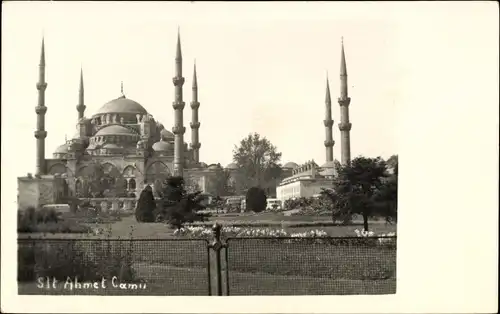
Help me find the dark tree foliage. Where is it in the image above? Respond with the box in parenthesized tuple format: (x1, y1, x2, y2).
(245, 187, 267, 213)
(321, 157, 389, 231)
(157, 176, 208, 229)
(233, 133, 282, 189)
(135, 185, 156, 223)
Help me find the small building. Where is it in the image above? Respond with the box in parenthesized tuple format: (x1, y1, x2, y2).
(276, 160, 336, 203)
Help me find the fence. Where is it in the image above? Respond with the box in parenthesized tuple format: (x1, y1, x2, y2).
(18, 225, 396, 296)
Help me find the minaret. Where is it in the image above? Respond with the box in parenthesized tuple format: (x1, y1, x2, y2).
(324, 73, 334, 163)
(338, 38, 352, 165)
(35, 37, 48, 176)
(172, 29, 186, 176)
(190, 61, 201, 163)
(76, 67, 85, 120)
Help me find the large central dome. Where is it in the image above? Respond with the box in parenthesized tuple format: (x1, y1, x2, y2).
(95, 96, 148, 115)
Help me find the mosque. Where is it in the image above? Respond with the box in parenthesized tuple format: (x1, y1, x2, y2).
(16, 31, 353, 210)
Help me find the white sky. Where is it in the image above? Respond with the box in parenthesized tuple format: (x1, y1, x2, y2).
(2, 2, 400, 176)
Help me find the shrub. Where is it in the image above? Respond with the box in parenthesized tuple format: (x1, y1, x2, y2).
(135, 185, 156, 223)
(156, 176, 208, 229)
(245, 187, 267, 212)
(18, 208, 89, 234)
(18, 240, 135, 283)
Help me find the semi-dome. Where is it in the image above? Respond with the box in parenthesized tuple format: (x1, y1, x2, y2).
(152, 140, 173, 152)
(320, 160, 336, 169)
(94, 125, 138, 136)
(54, 143, 69, 154)
(225, 162, 238, 170)
(160, 129, 175, 141)
(95, 96, 148, 115)
(283, 162, 299, 169)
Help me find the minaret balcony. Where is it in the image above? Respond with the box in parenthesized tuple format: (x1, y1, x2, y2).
(36, 82, 47, 90)
(172, 126, 186, 135)
(324, 139, 335, 147)
(337, 97, 351, 106)
(338, 122, 352, 131)
(323, 120, 334, 127)
(190, 142, 201, 149)
(172, 77, 185, 86)
(76, 104, 86, 112)
(34, 130, 47, 139)
(35, 106, 47, 114)
(190, 122, 200, 129)
(190, 101, 200, 109)
(172, 101, 185, 110)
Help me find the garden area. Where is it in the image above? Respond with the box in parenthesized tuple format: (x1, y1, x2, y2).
(17, 153, 398, 295)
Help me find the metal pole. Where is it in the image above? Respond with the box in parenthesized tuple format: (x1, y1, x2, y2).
(211, 223, 223, 296)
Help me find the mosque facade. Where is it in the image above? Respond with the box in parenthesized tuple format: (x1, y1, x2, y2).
(17, 32, 226, 209)
(17, 32, 352, 210)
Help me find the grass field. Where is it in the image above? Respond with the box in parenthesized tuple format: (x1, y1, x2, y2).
(18, 211, 397, 295)
(18, 238, 396, 295)
(18, 211, 396, 239)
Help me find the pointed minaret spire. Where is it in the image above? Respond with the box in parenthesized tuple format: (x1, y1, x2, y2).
(35, 36, 48, 175)
(39, 37, 46, 66)
(338, 37, 352, 165)
(192, 60, 198, 89)
(76, 67, 86, 120)
(172, 28, 186, 176)
(324, 73, 334, 163)
(190, 61, 201, 163)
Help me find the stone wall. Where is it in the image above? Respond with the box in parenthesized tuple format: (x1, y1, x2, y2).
(78, 197, 137, 212)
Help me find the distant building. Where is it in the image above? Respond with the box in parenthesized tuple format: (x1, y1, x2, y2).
(277, 38, 352, 203)
(276, 160, 335, 202)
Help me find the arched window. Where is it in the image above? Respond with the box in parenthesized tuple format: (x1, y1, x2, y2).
(75, 179, 82, 197)
(128, 178, 136, 190)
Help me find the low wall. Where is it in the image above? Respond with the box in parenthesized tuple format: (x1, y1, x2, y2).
(77, 198, 137, 212)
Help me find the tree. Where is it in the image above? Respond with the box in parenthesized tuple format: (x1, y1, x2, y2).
(135, 185, 156, 223)
(213, 170, 236, 197)
(81, 162, 127, 198)
(322, 157, 388, 231)
(374, 156, 398, 223)
(156, 176, 208, 229)
(386, 154, 398, 176)
(246, 187, 267, 213)
(233, 133, 282, 189)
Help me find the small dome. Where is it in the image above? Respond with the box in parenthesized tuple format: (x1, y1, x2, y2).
(94, 125, 137, 136)
(152, 140, 173, 152)
(160, 129, 174, 141)
(320, 160, 336, 169)
(208, 164, 221, 170)
(54, 143, 69, 154)
(225, 162, 238, 170)
(94, 96, 148, 115)
(319, 167, 336, 177)
(283, 162, 299, 169)
(199, 162, 208, 168)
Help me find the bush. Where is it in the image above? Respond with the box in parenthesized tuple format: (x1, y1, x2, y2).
(135, 185, 156, 223)
(18, 240, 136, 283)
(156, 176, 209, 229)
(245, 187, 267, 212)
(17, 208, 90, 234)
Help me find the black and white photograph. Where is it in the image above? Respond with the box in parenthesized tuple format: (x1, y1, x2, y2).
(1, 1, 497, 313)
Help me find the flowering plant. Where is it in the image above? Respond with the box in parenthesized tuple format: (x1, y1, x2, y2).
(173, 226, 329, 239)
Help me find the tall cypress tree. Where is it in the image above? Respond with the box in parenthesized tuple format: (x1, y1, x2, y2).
(135, 185, 156, 223)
